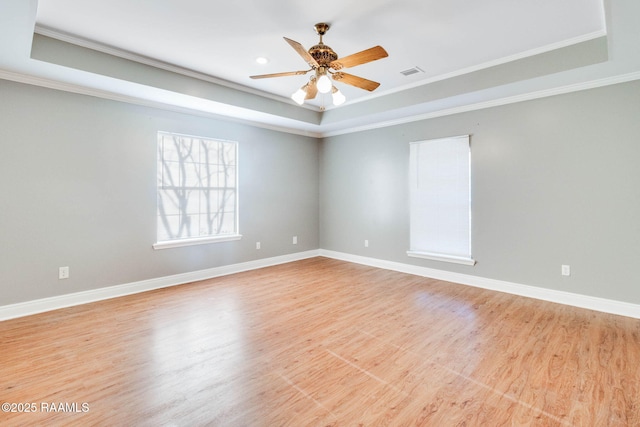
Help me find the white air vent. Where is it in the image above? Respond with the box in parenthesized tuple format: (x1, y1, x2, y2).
(400, 66, 425, 77)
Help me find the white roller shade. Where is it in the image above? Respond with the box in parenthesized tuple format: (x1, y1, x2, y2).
(408, 135, 474, 265)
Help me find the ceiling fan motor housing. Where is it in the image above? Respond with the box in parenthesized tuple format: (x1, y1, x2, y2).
(309, 22, 339, 67)
(309, 44, 338, 66)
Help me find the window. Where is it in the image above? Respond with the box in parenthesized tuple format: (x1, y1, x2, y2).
(154, 132, 240, 249)
(407, 135, 475, 265)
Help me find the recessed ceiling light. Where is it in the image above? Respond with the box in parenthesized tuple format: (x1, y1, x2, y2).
(256, 57, 269, 65)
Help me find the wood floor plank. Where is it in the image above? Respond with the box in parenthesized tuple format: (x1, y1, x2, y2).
(1, 257, 639, 426)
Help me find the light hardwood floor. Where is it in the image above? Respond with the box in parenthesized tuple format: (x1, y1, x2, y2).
(1, 257, 639, 426)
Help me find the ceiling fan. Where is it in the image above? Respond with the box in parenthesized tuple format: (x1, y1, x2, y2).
(250, 23, 388, 107)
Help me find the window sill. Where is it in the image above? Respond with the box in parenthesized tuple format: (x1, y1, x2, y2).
(407, 251, 476, 266)
(153, 234, 242, 250)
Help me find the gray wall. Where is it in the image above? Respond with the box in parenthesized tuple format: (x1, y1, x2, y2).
(0, 80, 319, 305)
(320, 79, 640, 305)
(2, 77, 640, 308)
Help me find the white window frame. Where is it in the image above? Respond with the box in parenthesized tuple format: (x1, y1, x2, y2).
(407, 135, 475, 265)
(153, 131, 241, 250)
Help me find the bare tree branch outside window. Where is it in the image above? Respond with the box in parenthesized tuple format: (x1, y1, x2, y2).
(157, 132, 237, 242)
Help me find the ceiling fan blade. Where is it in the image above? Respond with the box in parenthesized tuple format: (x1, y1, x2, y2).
(332, 72, 380, 91)
(305, 80, 318, 100)
(250, 70, 310, 79)
(284, 37, 319, 68)
(330, 46, 388, 70)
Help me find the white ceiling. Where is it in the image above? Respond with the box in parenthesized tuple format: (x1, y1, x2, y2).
(34, 0, 605, 109)
(2, 1, 639, 136)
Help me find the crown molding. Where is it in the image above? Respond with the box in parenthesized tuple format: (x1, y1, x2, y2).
(4, 66, 639, 139)
(0, 69, 324, 138)
(34, 25, 319, 111)
(5, 25, 638, 139)
(36, 24, 608, 121)
(322, 70, 640, 137)
(337, 30, 608, 108)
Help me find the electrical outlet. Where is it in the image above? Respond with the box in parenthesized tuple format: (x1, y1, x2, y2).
(256, 242, 261, 250)
(59, 266, 69, 280)
(364, 240, 369, 248)
(561, 265, 571, 276)
(293, 236, 298, 244)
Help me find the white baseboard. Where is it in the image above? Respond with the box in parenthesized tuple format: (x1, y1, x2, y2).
(0, 250, 320, 321)
(2, 249, 638, 321)
(319, 250, 640, 319)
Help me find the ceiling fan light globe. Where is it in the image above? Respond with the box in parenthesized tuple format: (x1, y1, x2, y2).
(317, 75, 332, 93)
(332, 88, 346, 106)
(291, 88, 306, 105)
